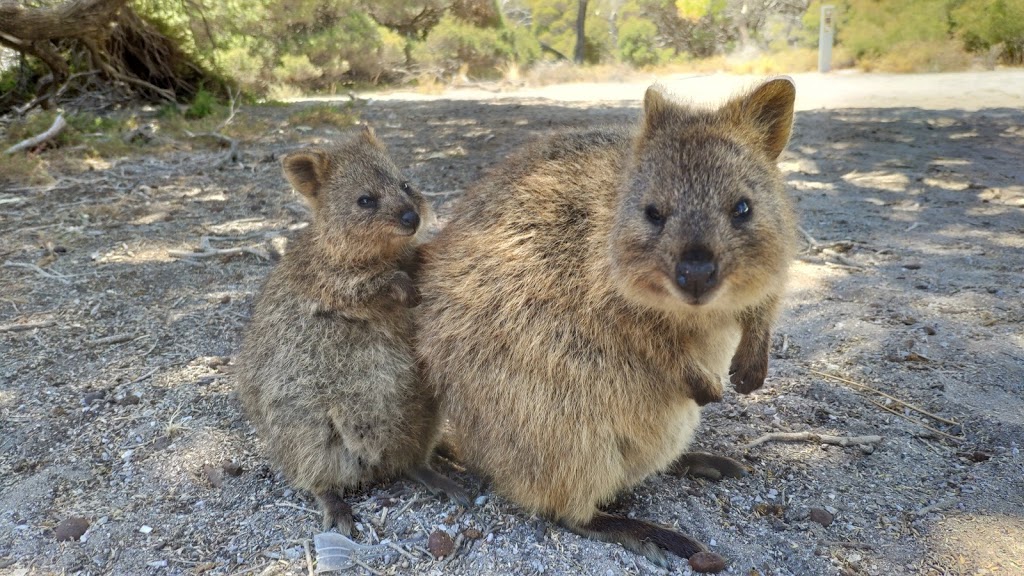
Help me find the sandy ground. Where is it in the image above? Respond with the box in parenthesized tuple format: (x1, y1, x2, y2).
(1, 71, 1022, 576)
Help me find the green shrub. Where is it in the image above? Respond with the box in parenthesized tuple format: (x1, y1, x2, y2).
(953, 0, 1024, 64)
(273, 54, 323, 86)
(185, 88, 217, 119)
(618, 18, 661, 67)
(415, 14, 515, 76)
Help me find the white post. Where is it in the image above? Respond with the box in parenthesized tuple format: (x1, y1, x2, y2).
(818, 5, 835, 73)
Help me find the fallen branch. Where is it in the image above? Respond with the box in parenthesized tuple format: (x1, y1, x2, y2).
(3, 260, 72, 284)
(864, 397, 963, 443)
(743, 431, 883, 450)
(88, 333, 135, 346)
(185, 129, 239, 166)
(0, 319, 56, 333)
(4, 114, 67, 155)
(809, 369, 959, 426)
(15, 71, 99, 115)
(167, 246, 269, 261)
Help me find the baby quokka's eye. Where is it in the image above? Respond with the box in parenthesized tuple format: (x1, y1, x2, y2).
(731, 198, 752, 223)
(357, 196, 378, 209)
(644, 204, 665, 226)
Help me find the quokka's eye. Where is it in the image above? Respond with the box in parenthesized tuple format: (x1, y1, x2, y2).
(731, 198, 752, 222)
(357, 196, 378, 209)
(644, 204, 665, 226)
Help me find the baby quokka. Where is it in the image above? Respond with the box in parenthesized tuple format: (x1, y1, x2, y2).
(237, 127, 467, 534)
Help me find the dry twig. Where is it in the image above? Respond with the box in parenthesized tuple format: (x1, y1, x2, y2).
(5, 114, 68, 155)
(3, 260, 72, 284)
(0, 319, 56, 333)
(168, 246, 269, 261)
(743, 431, 883, 450)
(302, 539, 314, 576)
(88, 333, 135, 346)
(809, 369, 959, 426)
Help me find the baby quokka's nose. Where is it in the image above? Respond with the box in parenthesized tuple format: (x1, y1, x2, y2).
(400, 210, 420, 231)
(676, 247, 718, 299)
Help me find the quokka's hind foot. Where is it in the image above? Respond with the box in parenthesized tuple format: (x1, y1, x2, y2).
(564, 511, 719, 569)
(407, 465, 472, 507)
(669, 452, 748, 481)
(315, 489, 354, 535)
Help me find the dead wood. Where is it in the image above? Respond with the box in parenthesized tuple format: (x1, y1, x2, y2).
(4, 113, 67, 155)
(0, 0, 219, 114)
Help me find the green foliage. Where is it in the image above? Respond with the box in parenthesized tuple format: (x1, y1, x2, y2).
(185, 89, 217, 119)
(525, 0, 612, 63)
(416, 14, 510, 75)
(838, 0, 952, 59)
(287, 103, 359, 128)
(953, 0, 1024, 63)
(617, 18, 662, 66)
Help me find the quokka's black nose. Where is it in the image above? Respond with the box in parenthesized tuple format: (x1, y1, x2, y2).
(400, 210, 420, 230)
(676, 247, 718, 299)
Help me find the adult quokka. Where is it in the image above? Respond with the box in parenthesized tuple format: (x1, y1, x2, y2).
(416, 79, 797, 566)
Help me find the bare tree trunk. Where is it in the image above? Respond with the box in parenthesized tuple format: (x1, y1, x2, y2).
(574, 0, 588, 64)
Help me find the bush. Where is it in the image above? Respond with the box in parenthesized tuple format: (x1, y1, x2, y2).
(185, 88, 217, 119)
(953, 0, 1024, 64)
(837, 0, 951, 60)
(415, 14, 515, 77)
(273, 54, 323, 86)
(618, 18, 661, 67)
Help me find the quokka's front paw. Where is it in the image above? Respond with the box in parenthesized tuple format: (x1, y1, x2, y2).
(729, 344, 768, 394)
(389, 271, 421, 307)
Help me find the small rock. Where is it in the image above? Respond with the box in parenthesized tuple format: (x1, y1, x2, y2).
(959, 450, 991, 463)
(203, 464, 224, 488)
(54, 516, 89, 542)
(463, 528, 483, 540)
(809, 507, 834, 527)
(427, 530, 454, 558)
(221, 460, 243, 476)
(139, 525, 153, 534)
(82, 391, 106, 406)
(116, 394, 141, 406)
(474, 495, 488, 506)
(689, 551, 727, 573)
(902, 262, 922, 270)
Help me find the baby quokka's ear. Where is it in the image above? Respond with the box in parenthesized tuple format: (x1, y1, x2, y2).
(281, 148, 331, 209)
(640, 84, 673, 134)
(724, 76, 796, 160)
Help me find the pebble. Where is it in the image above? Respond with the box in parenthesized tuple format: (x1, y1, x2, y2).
(427, 530, 454, 558)
(139, 525, 153, 534)
(463, 527, 483, 539)
(474, 495, 488, 506)
(54, 516, 90, 542)
(809, 507, 834, 527)
(117, 394, 141, 406)
(203, 464, 224, 488)
(689, 551, 727, 573)
(82, 391, 106, 406)
(221, 460, 244, 476)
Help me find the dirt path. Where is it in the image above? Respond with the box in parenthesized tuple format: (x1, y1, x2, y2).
(1, 72, 1022, 575)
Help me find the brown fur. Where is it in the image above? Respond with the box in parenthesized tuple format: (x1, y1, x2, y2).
(416, 79, 797, 563)
(236, 127, 467, 534)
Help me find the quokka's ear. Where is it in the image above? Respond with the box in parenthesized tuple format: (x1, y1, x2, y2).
(725, 76, 796, 160)
(641, 84, 672, 133)
(281, 148, 331, 207)
(359, 124, 385, 149)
